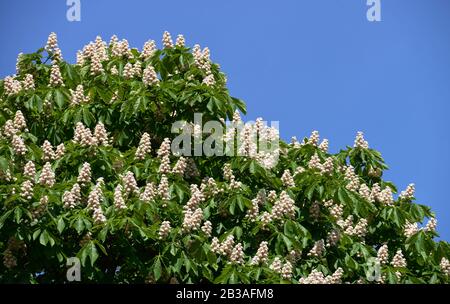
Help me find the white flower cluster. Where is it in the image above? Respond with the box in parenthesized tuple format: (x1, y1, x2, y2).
(140, 182, 157, 202)
(159, 221, 171, 239)
(14, 110, 27, 131)
(158, 174, 170, 204)
(237, 123, 257, 157)
(158, 138, 172, 174)
(73, 122, 110, 147)
(123, 63, 134, 79)
(403, 221, 419, 238)
(186, 184, 205, 210)
(3, 76, 22, 96)
(22, 74, 35, 91)
(391, 249, 407, 268)
(399, 183, 415, 200)
(246, 197, 260, 222)
(425, 217, 437, 233)
(83, 36, 108, 75)
(308, 153, 322, 171)
(224, 113, 280, 169)
(175, 34, 185, 47)
(94, 122, 110, 146)
(201, 220, 212, 237)
(141, 40, 156, 60)
(135, 132, 152, 160)
(20, 180, 34, 200)
(63, 183, 81, 209)
(77, 162, 92, 186)
(354, 131, 369, 149)
(200, 177, 222, 198)
(162, 31, 173, 48)
(308, 130, 320, 146)
(42, 140, 55, 161)
(281, 261, 293, 280)
(192, 44, 215, 85)
(45, 32, 63, 62)
(358, 184, 373, 202)
(307, 239, 325, 257)
(269, 257, 283, 273)
(3, 120, 18, 138)
(440, 257, 450, 276)
(110, 65, 118, 75)
(326, 229, 340, 247)
(202, 74, 215, 86)
(87, 180, 106, 224)
(192, 44, 212, 74)
(321, 157, 334, 174)
(269, 191, 295, 222)
(55, 143, 65, 159)
(142, 65, 159, 86)
(326, 200, 343, 220)
(344, 166, 360, 192)
(229, 243, 245, 265)
(182, 208, 203, 233)
(12, 135, 27, 156)
(23, 161, 36, 180)
(251, 241, 269, 265)
(114, 185, 127, 210)
(49, 63, 64, 87)
(377, 244, 389, 265)
(39, 162, 55, 187)
(347, 218, 368, 238)
(122, 171, 139, 196)
(281, 169, 295, 188)
(70, 84, 90, 105)
(222, 163, 241, 189)
(172, 157, 187, 175)
(269, 257, 292, 279)
(41, 140, 65, 161)
(211, 235, 235, 257)
(267, 190, 277, 203)
(377, 187, 394, 206)
(210, 237, 221, 253)
(133, 61, 142, 77)
(73, 122, 95, 146)
(110, 36, 132, 58)
(318, 138, 329, 153)
(298, 268, 344, 284)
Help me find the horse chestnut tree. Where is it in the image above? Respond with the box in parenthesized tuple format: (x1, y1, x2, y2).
(0, 32, 449, 283)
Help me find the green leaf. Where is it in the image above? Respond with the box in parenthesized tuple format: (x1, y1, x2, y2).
(0, 156, 8, 172)
(57, 217, 65, 234)
(82, 107, 95, 126)
(87, 242, 99, 267)
(14, 207, 22, 223)
(74, 217, 85, 234)
(54, 89, 66, 108)
(153, 257, 162, 281)
(32, 229, 41, 240)
(39, 230, 49, 246)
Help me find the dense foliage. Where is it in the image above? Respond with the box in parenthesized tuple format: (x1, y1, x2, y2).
(0, 32, 449, 284)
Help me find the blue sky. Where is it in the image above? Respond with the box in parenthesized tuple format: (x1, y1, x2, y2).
(0, 0, 449, 240)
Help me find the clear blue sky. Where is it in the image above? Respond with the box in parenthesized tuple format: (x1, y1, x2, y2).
(1, 0, 449, 240)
